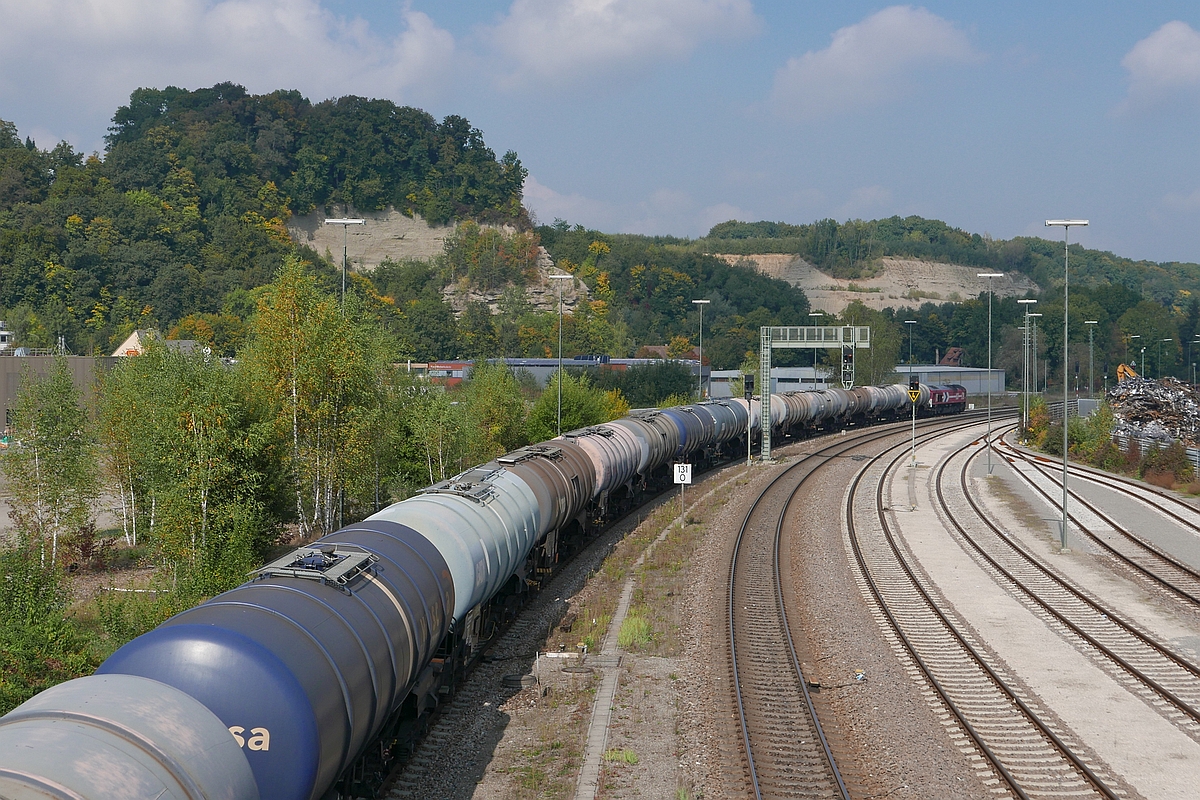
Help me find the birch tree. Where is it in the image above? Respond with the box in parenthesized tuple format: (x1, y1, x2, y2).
(245, 257, 388, 538)
(4, 359, 98, 567)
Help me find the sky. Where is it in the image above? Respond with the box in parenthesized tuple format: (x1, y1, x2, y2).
(3, 2, 1200, 263)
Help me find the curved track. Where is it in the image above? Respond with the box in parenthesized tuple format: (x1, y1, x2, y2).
(848, 413, 1126, 800)
(996, 432, 1200, 605)
(941, 435, 1200, 737)
(722, 414, 988, 799)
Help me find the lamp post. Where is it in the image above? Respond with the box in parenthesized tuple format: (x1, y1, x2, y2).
(1030, 313, 1042, 393)
(1160, 338, 1172, 380)
(1189, 336, 1200, 386)
(1084, 321, 1098, 398)
(324, 217, 365, 313)
(1046, 218, 1088, 551)
(978, 273, 1004, 474)
(904, 319, 917, 365)
(1019, 300, 1037, 431)
(809, 310, 825, 381)
(549, 273, 573, 435)
(693, 299, 711, 399)
(903, 318, 919, 467)
(1126, 333, 1140, 374)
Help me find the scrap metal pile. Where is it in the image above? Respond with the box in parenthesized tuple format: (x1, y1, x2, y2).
(1106, 377, 1200, 447)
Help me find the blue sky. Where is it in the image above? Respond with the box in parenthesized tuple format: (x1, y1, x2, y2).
(3, 2, 1200, 262)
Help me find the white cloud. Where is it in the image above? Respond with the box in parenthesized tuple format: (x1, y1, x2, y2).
(697, 202, 750, 234)
(1118, 21, 1200, 112)
(0, 0, 455, 147)
(523, 175, 618, 228)
(771, 5, 979, 120)
(485, 0, 759, 88)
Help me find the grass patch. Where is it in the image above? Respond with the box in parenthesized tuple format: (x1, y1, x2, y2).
(617, 607, 654, 650)
(603, 748, 639, 765)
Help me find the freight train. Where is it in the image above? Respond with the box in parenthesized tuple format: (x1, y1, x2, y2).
(0, 382, 966, 800)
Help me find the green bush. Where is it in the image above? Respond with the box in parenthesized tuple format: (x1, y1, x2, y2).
(1140, 441, 1195, 484)
(0, 548, 101, 713)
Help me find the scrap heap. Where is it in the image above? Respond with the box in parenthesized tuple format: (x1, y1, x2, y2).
(1106, 377, 1200, 447)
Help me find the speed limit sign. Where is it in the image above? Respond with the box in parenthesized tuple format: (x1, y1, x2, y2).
(674, 463, 692, 484)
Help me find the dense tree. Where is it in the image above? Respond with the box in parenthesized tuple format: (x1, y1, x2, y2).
(592, 361, 695, 407)
(526, 370, 613, 442)
(3, 359, 98, 567)
(243, 257, 394, 537)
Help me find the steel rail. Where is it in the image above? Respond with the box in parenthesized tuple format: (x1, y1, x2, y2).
(726, 414, 989, 797)
(996, 433, 1200, 605)
(845, 416, 1117, 800)
(942, 437, 1200, 711)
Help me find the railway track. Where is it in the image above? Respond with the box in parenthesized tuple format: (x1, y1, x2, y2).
(939, 436, 1200, 740)
(995, 433, 1200, 605)
(721, 414, 989, 799)
(847, 414, 1129, 800)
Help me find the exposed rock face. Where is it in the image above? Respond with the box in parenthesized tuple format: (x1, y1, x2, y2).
(287, 205, 588, 317)
(441, 246, 590, 316)
(287, 205, 455, 267)
(715, 253, 1041, 313)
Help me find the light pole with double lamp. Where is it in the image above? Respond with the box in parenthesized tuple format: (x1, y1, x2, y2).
(904, 319, 917, 366)
(1084, 321, 1098, 398)
(1046, 219, 1088, 551)
(324, 217, 365, 313)
(1126, 334, 1140, 372)
(549, 273, 573, 435)
(1030, 313, 1042, 392)
(693, 299, 710, 399)
(978, 272, 1004, 474)
(1018, 299, 1037, 431)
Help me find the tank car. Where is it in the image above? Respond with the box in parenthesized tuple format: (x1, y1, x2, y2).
(0, 380, 964, 800)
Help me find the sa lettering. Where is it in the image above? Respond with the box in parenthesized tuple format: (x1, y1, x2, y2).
(228, 726, 271, 751)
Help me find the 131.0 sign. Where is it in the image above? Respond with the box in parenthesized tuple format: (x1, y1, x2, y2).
(674, 464, 692, 484)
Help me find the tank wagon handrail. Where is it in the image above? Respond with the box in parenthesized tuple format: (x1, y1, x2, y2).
(252, 544, 378, 586)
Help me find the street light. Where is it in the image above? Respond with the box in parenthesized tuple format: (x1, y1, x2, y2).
(1030, 313, 1042, 393)
(809, 310, 825, 378)
(1046, 219, 1088, 551)
(1018, 300, 1037, 431)
(693, 299, 711, 399)
(1127, 333, 1141, 372)
(549, 272, 574, 435)
(1160, 338, 1173, 380)
(904, 320, 917, 367)
(978, 272, 1005, 474)
(1084, 321, 1098, 398)
(324, 217, 365, 313)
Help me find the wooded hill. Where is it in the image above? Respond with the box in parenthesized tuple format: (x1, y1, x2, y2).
(697, 217, 1200, 305)
(0, 84, 526, 356)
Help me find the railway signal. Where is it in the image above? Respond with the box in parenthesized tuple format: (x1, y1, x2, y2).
(909, 377, 920, 468)
(744, 374, 755, 466)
